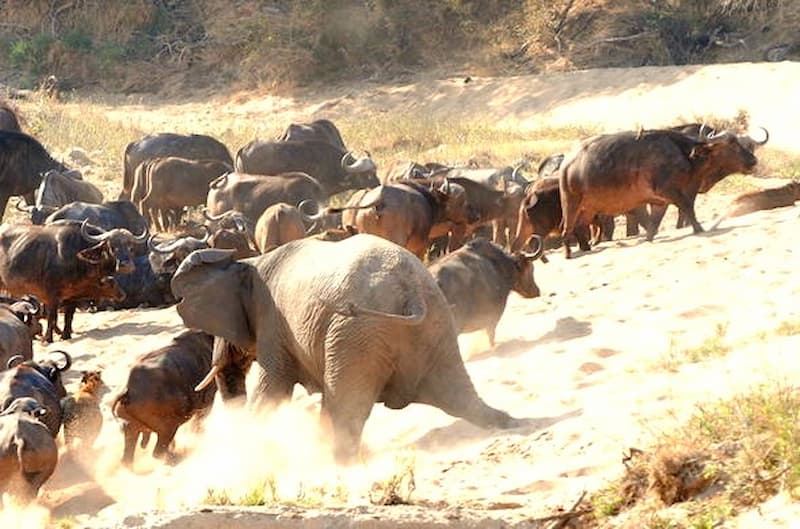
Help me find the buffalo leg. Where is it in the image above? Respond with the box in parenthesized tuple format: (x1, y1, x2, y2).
(43, 301, 60, 343)
(153, 427, 178, 460)
(626, 208, 646, 237)
(560, 193, 583, 259)
(675, 194, 696, 229)
(62, 302, 76, 340)
(661, 189, 703, 234)
(646, 205, 668, 240)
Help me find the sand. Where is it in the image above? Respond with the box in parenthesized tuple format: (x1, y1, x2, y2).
(2, 62, 799, 528)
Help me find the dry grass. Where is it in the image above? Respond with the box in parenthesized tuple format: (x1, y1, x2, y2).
(589, 382, 800, 528)
(656, 322, 730, 371)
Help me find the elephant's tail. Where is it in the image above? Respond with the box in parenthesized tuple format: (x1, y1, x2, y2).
(339, 298, 427, 326)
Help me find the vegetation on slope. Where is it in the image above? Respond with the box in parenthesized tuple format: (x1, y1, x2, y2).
(0, 1, 797, 94)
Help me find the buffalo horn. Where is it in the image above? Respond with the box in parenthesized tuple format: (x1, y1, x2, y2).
(753, 126, 769, 146)
(80, 219, 108, 243)
(341, 152, 377, 173)
(132, 225, 149, 243)
(520, 234, 545, 261)
(298, 199, 325, 222)
(195, 365, 221, 392)
(50, 350, 72, 372)
(6, 355, 25, 369)
(202, 208, 227, 222)
(14, 198, 34, 213)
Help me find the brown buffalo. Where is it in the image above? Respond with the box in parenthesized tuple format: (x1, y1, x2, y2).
(0, 301, 40, 371)
(206, 172, 325, 227)
(330, 180, 470, 259)
(254, 203, 307, 254)
(0, 221, 146, 341)
(121, 133, 232, 200)
(135, 157, 233, 231)
(429, 236, 544, 347)
(24, 169, 103, 224)
(112, 330, 216, 465)
(559, 129, 761, 258)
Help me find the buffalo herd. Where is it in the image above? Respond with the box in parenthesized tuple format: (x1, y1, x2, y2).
(0, 101, 795, 504)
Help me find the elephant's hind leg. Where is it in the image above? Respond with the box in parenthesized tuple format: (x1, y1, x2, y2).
(321, 335, 391, 463)
(416, 351, 519, 430)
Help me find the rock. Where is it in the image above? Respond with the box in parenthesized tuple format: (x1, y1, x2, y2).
(69, 147, 93, 166)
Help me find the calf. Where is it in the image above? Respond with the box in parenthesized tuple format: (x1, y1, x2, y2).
(0, 351, 72, 436)
(61, 370, 106, 448)
(0, 397, 58, 502)
(112, 330, 215, 465)
(429, 236, 544, 347)
(254, 202, 307, 253)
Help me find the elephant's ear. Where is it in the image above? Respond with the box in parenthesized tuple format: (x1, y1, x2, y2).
(171, 249, 254, 349)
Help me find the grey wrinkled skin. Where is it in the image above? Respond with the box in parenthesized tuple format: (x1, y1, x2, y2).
(171, 234, 519, 462)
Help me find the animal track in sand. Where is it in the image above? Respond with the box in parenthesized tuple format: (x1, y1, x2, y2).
(593, 348, 620, 358)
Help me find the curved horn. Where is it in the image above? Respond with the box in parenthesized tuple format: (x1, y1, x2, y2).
(199, 224, 212, 244)
(195, 365, 221, 392)
(14, 198, 34, 213)
(50, 350, 72, 372)
(149, 235, 191, 254)
(132, 225, 149, 243)
(80, 219, 107, 243)
(340, 151, 356, 170)
(298, 199, 326, 222)
(698, 123, 712, 139)
(203, 208, 227, 222)
(753, 126, 769, 146)
(21, 295, 42, 316)
(520, 235, 545, 261)
(7, 355, 25, 369)
(342, 152, 377, 174)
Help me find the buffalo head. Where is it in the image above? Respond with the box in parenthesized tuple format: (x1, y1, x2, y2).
(690, 132, 762, 193)
(512, 235, 546, 298)
(78, 219, 148, 274)
(341, 151, 379, 189)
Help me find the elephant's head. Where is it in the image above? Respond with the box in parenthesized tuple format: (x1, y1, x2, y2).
(170, 249, 257, 352)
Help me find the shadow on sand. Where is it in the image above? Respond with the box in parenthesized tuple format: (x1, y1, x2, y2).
(412, 408, 583, 453)
(469, 316, 593, 362)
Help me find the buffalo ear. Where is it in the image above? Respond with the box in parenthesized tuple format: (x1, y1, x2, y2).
(172, 257, 255, 350)
(77, 242, 108, 264)
(689, 143, 714, 159)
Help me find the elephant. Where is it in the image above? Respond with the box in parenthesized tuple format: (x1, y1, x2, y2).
(170, 234, 520, 461)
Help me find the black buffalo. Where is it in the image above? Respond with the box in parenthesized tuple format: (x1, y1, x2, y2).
(0, 101, 22, 132)
(278, 119, 346, 150)
(0, 131, 69, 221)
(42, 200, 148, 235)
(429, 237, 544, 347)
(0, 351, 71, 436)
(235, 140, 378, 195)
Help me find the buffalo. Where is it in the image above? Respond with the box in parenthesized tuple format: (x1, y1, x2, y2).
(121, 133, 233, 200)
(278, 119, 346, 150)
(0, 300, 40, 370)
(112, 330, 216, 465)
(0, 130, 69, 221)
(254, 203, 308, 253)
(330, 180, 471, 258)
(23, 169, 104, 224)
(0, 351, 72, 436)
(43, 200, 149, 235)
(0, 101, 22, 132)
(148, 231, 211, 277)
(205, 171, 325, 238)
(0, 397, 58, 502)
(133, 157, 233, 231)
(429, 237, 544, 347)
(235, 140, 378, 195)
(0, 221, 147, 341)
(559, 129, 762, 258)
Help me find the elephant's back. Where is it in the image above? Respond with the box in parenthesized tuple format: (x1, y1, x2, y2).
(263, 234, 449, 324)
